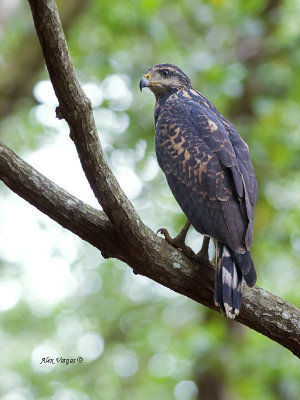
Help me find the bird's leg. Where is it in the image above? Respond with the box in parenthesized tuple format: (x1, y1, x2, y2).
(195, 236, 210, 264)
(157, 220, 195, 259)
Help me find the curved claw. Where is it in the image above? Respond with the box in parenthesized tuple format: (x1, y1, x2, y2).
(156, 224, 195, 259)
(157, 227, 173, 244)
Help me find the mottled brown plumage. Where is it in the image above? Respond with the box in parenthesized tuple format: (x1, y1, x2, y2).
(140, 64, 257, 318)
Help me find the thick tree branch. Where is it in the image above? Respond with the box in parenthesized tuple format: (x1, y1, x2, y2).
(0, 0, 298, 357)
(1, 141, 300, 357)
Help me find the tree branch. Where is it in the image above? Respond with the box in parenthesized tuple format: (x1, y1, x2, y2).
(1, 139, 300, 357)
(0, 141, 122, 260)
(28, 0, 145, 257)
(0, 0, 298, 357)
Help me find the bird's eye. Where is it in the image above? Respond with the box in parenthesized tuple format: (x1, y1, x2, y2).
(161, 70, 170, 78)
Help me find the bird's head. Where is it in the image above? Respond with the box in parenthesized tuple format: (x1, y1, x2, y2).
(140, 64, 191, 98)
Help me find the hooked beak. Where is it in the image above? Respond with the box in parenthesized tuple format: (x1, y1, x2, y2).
(139, 76, 150, 92)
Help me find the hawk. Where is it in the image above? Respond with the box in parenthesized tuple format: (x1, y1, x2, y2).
(140, 63, 257, 319)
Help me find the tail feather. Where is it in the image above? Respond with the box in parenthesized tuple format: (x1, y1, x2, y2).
(221, 249, 237, 317)
(214, 243, 256, 319)
(232, 265, 243, 314)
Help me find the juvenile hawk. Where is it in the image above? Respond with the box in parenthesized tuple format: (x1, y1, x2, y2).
(140, 63, 257, 319)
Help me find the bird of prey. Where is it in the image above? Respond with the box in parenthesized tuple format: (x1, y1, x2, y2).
(140, 63, 257, 319)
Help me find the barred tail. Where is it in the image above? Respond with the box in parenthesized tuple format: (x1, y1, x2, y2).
(214, 243, 256, 319)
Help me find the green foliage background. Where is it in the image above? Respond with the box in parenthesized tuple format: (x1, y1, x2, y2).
(0, 0, 300, 399)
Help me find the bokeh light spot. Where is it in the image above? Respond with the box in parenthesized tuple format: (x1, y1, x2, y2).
(113, 350, 139, 378)
(174, 380, 198, 400)
(78, 332, 104, 361)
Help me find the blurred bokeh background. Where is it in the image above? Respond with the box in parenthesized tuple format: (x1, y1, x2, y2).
(1, 0, 300, 398)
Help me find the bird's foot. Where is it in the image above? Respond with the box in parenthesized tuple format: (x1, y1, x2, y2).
(157, 220, 195, 259)
(194, 236, 210, 265)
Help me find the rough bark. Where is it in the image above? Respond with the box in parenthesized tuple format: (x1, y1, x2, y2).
(0, 0, 299, 358)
